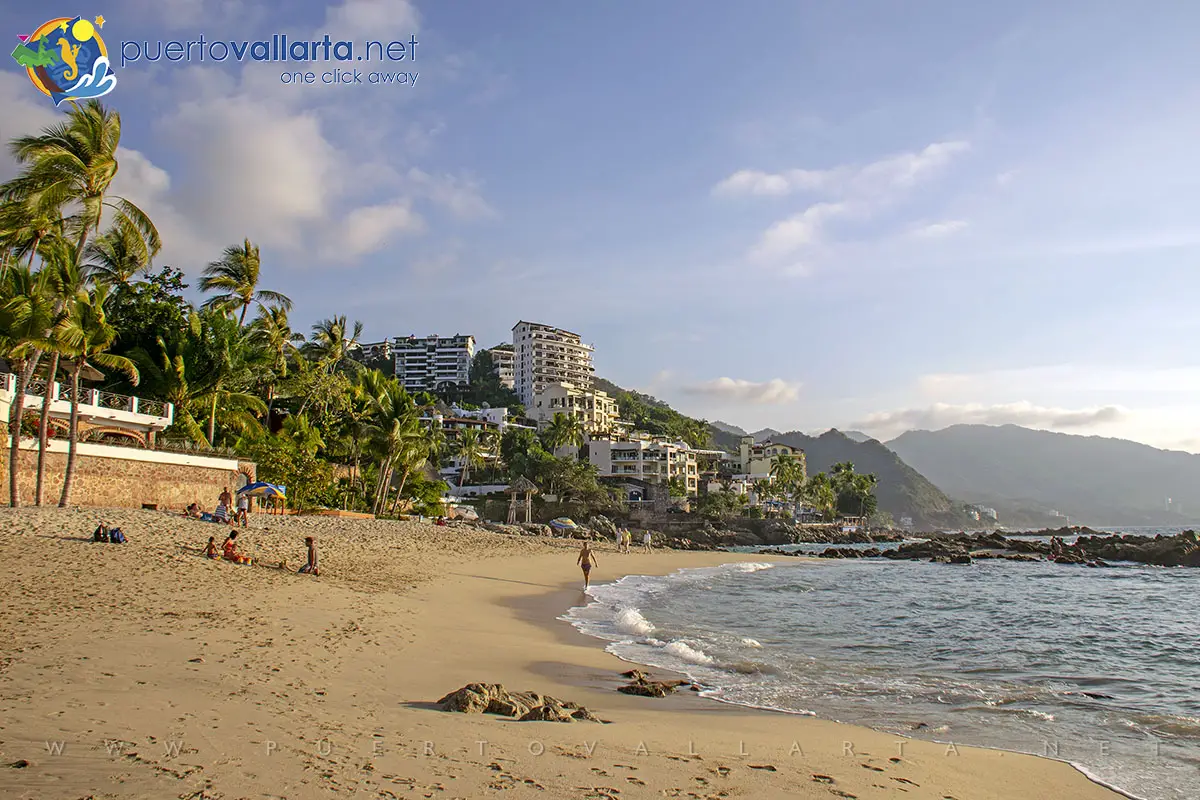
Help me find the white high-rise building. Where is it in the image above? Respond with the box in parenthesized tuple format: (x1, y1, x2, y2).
(393, 334, 475, 393)
(511, 321, 594, 406)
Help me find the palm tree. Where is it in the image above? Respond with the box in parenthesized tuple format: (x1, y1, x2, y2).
(282, 413, 324, 455)
(1, 100, 160, 266)
(199, 238, 291, 326)
(55, 284, 139, 506)
(83, 224, 153, 287)
(248, 304, 303, 416)
(455, 428, 486, 487)
(33, 235, 90, 505)
(1, 265, 55, 506)
(366, 378, 425, 514)
(804, 472, 837, 521)
(304, 315, 363, 373)
(0, 197, 59, 270)
(543, 411, 584, 454)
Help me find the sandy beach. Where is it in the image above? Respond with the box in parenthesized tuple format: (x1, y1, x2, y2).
(0, 508, 1124, 799)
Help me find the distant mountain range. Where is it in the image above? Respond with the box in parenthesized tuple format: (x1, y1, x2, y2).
(606, 380, 1195, 528)
(887, 425, 1200, 526)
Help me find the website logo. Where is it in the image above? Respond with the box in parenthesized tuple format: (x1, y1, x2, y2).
(12, 15, 115, 106)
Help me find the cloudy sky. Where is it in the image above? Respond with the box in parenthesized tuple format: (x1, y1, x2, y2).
(3, 1, 1198, 451)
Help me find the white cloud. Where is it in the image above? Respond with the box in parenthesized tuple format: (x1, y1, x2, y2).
(322, 0, 421, 39)
(715, 140, 969, 199)
(750, 202, 846, 261)
(916, 366, 1200, 398)
(720, 141, 970, 266)
(912, 219, 968, 238)
(853, 401, 1128, 435)
(681, 377, 801, 405)
(335, 201, 425, 259)
(0, 74, 61, 182)
(405, 168, 495, 219)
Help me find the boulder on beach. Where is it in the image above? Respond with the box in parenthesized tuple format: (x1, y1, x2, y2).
(616, 670, 690, 697)
(437, 683, 603, 722)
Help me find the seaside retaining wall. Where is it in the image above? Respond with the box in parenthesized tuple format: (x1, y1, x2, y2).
(0, 438, 255, 510)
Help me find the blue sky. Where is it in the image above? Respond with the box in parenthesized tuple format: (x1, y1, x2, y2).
(3, 1, 1199, 450)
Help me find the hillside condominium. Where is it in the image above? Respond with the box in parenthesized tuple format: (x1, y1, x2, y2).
(511, 320, 594, 406)
(393, 334, 476, 393)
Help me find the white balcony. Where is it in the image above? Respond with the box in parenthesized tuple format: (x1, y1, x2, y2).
(1, 372, 174, 438)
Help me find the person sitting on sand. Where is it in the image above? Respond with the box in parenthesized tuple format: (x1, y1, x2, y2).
(298, 536, 319, 576)
(204, 536, 219, 559)
(222, 530, 251, 564)
(186, 502, 202, 519)
(577, 542, 598, 589)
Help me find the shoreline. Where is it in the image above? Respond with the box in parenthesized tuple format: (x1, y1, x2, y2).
(406, 544, 1128, 799)
(540, 557, 1147, 800)
(0, 508, 1129, 799)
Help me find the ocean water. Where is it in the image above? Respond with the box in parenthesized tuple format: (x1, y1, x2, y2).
(563, 558, 1200, 799)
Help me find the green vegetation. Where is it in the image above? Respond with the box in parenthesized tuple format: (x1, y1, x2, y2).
(0, 102, 598, 516)
(593, 377, 711, 448)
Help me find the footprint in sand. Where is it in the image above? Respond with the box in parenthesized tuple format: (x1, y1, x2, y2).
(626, 776, 646, 785)
(861, 763, 884, 772)
(811, 774, 835, 783)
(892, 777, 920, 786)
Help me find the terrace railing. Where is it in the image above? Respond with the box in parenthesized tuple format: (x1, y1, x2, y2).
(1, 372, 173, 422)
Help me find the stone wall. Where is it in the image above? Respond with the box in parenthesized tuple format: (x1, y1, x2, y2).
(0, 442, 254, 510)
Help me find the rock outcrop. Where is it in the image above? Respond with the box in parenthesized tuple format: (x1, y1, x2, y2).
(437, 683, 604, 722)
(616, 669, 691, 697)
(810, 530, 1200, 568)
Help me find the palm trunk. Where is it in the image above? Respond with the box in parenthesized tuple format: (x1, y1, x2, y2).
(389, 465, 415, 514)
(208, 391, 218, 446)
(371, 458, 392, 515)
(58, 364, 83, 507)
(8, 352, 43, 507)
(35, 352, 60, 505)
(239, 303, 249, 327)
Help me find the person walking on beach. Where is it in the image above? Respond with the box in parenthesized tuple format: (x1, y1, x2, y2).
(577, 542, 597, 589)
(620, 528, 631, 553)
(235, 491, 249, 527)
(642, 530, 653, 552)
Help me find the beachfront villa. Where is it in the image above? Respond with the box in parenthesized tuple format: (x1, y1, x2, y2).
(0, 370, 253, 508)
(588, 432, 700, 496)
(728, 435, 808, 481)
(512, 320, 594, 406)
(393, 334, 475, 393)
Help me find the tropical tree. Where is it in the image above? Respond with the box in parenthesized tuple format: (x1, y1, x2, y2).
(1, 99, 160, 266)
(84, 224, 153, 287)
(804, 472, 837, 521)
(455, 428, 486, 487)
(33, 235, 89, 505)
(366, 379, 424, 514)
(0, 197, 59, 270)
(769, 453, 805, 511)
(55, 284, 139, 506)
(304, 315, 363, 374)
(542, 411, 584, 454)
(199, 238, 291, 326)
(1, 265, 54, 506)
(248, 304, 303, 416)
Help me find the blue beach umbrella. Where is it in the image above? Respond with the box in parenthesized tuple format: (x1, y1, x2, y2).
(237, 481, 286, 498)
